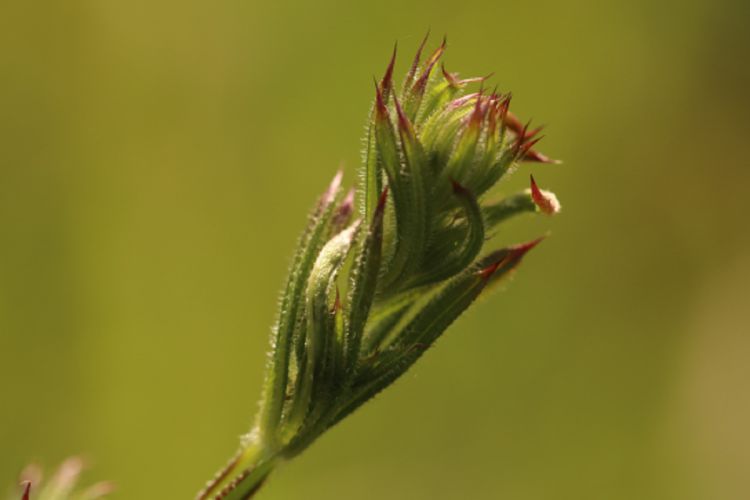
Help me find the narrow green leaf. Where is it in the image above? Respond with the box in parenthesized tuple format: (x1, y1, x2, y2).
(373, 84, 418, 289)
(258, 172, 343, 446)
(361, 119, 381, 221)
(283, 222, 360, 440)
(381, 96, 429, 288)
(482, 191, 538, 230)
(336, 239, 542, 427)
(343, 190, 387, 379)
(473, 148, 516, 196)
(333, 257, 498, 425)
(416, 64, 478, 124)
(420, 95, 476, 166)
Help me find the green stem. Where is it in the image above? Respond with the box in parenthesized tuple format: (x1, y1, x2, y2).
(197, 436, 278, 500)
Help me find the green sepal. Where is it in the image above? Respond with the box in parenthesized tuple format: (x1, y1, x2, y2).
(284, 222, 360, 438)
(373, 89, 421, 290)
(400, 38, 445, 122)
(381, 97, 429, 288)
(445, 101, 484, 184)
(361, 119, 381, 221)
(332, 242, 541, 426)
(420, 97, 476, 169)
(258, 172, 344, 445)
(482, 191, 538, 229)
(473, 148, 516, 196)
(330, 253, 499, 426)
(343, 190, 387, 380)
(417, 77, 459, 125)
(415, 181, 485, 286)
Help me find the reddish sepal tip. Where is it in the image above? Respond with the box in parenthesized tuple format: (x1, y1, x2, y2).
(392, 95, 414, 136)
(376, 187, 389, 214)
(331, 287, 342, 315)
(333, 188, 355, 227)
(503, 110, 524, 135)
(409, 30, 431, 74)
(450, 178, 469, 196)
(479, 259, 504, 280)
(373, 78, 389, 120)
(508, 236, 545, 260)
(21, 481, 31, 500)
(381, 43, 398, 94)
(529, 175, 560, 215)
(322, 170, 344, 206)
(530, 174, 542, 192)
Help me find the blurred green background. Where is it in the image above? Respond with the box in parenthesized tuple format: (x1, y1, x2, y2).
(2, 1, 749, 499)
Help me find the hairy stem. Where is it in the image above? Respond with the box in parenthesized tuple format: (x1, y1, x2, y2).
(197, 435, 278, 500)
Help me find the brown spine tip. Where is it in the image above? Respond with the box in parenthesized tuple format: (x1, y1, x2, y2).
(442, 65, 491, 89)
(508, 236, 545, 261)
(333, 188, 356, 227)
(442, 63, 459, 87)
(450, 178, 470, 196)
(413, 38, 447, 94)
(406, 30, 431, 84)
(459, 72, 495, 86)
(373, 78, 389, 122)
(527, 124, 544, 140)
(487, 95, 501, 136)
(376, 187, 389, 215)
(322, 170, 344, 207)
(479, 259, 504, 280)
(21, 481, 31, 500)
(331, 287, 342, 315)
(448, 92, 480, 110)
(529, 175, 561, 214)
(530, 174, 543, 198)
(498, 94, 511, 124)
(340, 188, 355, 212)
(380, 43, 398, 98)
(479, 237, 545, 280)
(520, 136, 544, 157)
(468, 89, 488, 130)
(514, 130, 544, 158)
(392, 95, 414, 138)
(503, 109, 524, 135)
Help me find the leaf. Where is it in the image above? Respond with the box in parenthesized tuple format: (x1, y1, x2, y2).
(258, 172, 344, 443)
(380, 96, 429, 287)
(283, 222, 360, 439)
(402, 37, 446, 121)
(333, 239, 542, 426)
(482, 191, 538, 230)
(373, 85, 422, 290)
(343, 190, 387, 379)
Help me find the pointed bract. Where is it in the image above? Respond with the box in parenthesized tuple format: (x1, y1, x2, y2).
(321, 170, 344, 209)
(392, 94, 415, 139)
(404, 30, 431, 86)
(508, 236, 545, 260)
(412, 37, 446, 95)
(373, 79, 389, 122)
(530, 175, 561, 215)
(524, 148, 561, 164)
(380, 44, 398, 100)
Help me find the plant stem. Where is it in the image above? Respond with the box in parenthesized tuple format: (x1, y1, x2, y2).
(197, 436, 278, 500)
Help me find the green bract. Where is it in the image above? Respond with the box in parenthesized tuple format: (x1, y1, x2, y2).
(198, 37, 561, 500)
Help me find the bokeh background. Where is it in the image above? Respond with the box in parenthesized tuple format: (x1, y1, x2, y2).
(2, 1, 749, 499)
